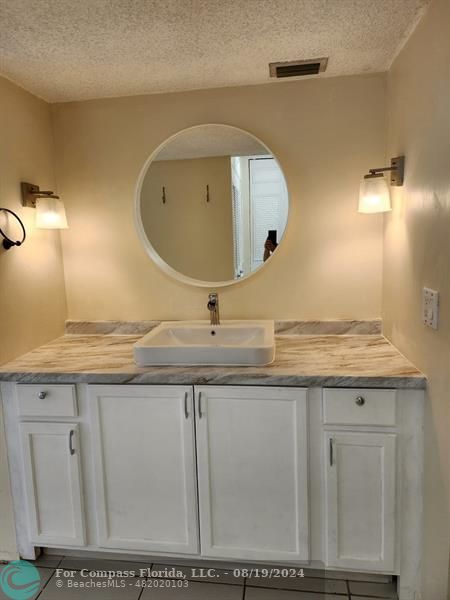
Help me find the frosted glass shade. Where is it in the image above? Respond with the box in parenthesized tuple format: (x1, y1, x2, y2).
(358, 176, 391, 213)
(35, 198, 68, 229)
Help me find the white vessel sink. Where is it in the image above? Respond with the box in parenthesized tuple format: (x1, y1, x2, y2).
(133, 320, 275, 366)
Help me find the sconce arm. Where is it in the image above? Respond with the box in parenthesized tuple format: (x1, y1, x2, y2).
(21, 182, 59, 207)
(365, 156, 405, 186)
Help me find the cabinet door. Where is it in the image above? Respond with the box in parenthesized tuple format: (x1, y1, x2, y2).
(195, 386, 309, 561)
(89, 385, 198, 554)
(325, 432, 396, 571)
(20, 422, 85, 546)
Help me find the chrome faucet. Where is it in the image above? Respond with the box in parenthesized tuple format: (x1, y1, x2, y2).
(207, 292, 220, 326)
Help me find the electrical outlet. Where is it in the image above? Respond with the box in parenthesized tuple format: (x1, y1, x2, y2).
(423, 287, 439, 329)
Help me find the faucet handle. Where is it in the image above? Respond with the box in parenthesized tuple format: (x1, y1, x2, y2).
(207, 292, 220, 325)
(207, 292, 218, 308)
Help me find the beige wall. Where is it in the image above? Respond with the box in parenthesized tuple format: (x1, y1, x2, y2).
(142, 157, 234, 281)
(383, 0, 450, 597)
(0, 76, 68, 558)
(52, 74, 386, 320)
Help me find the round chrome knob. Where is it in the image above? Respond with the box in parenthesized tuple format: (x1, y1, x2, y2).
(38, 391, 47, 400)
(355, 396, 365, 406)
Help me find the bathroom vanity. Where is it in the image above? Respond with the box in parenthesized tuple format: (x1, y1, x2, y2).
(0, 325, 425, 600)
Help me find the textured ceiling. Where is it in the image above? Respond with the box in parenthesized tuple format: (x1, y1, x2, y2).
(155, 125, 268, 161)
(0, 0, 430, 103)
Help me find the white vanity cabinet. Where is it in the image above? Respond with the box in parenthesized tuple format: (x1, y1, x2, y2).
(322, 388, 399, 572)
(88, 385, 308, 561)
(324, 431, 396, 571)
(1, 381, 424, 599)
(89, 385, 199, 554)
(9, 384, 86, 549)
(195, 386, 309, 561)
(20, 422, 85, 547)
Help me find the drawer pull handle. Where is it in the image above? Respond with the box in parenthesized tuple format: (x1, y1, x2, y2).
(69, 430, 76, 455)
(355, 396, 365, 406)
(38, 391, 47, 400)
(329, 437, 334, 466)
(184, 392, 189, 419)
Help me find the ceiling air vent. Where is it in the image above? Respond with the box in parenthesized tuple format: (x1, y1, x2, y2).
(269, 57, 328, 78)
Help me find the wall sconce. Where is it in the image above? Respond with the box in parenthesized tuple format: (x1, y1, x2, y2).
(21, 182, 68, 229)
(358, 156, 405, 214)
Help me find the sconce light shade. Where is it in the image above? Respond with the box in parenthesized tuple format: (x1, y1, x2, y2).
(358, 175, 391, 213)
(35, 197, 68, 229)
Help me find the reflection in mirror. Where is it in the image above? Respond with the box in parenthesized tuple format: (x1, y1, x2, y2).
(139, 125, 288, 284)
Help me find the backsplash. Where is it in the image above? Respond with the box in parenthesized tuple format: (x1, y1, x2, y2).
(65, 319, 382, 336)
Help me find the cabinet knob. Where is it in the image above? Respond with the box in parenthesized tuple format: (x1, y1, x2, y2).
(38, 391, 47, 400)
(355, 396, 365, 406)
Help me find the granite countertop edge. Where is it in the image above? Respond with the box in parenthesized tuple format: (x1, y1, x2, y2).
(0, 330, 427, 390)
(0, 372, 426, 389)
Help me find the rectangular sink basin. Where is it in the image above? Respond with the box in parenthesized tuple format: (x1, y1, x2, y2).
(133, 320, 275, 366)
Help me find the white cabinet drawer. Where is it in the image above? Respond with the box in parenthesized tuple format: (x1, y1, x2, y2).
(17, 385, 77, 418)
(323, 388, 396, 426)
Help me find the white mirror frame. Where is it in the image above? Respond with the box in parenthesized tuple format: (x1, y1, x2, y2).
(134, 123, 289, 288)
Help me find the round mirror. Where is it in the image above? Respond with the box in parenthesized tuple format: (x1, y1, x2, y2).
(136, 124, 289, 286)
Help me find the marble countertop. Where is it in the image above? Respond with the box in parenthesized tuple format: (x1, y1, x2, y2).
(0, 333, 426, 389)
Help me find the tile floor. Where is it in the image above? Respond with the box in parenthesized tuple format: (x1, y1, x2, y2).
(0, 555, 399, 599)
